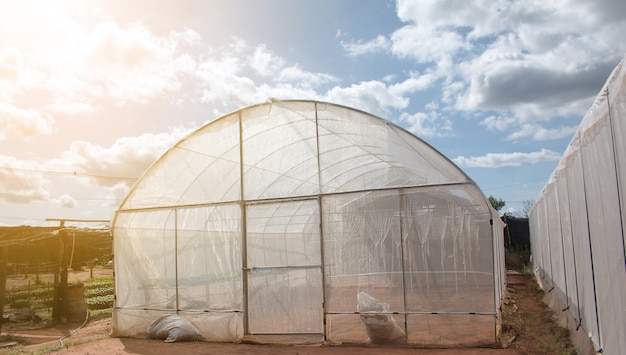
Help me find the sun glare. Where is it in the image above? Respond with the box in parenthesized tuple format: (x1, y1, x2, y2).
(0, 1, 76, 46)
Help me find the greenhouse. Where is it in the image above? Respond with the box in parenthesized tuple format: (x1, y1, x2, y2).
(111, 100, 505, 346)
(529, 55, 626, 354)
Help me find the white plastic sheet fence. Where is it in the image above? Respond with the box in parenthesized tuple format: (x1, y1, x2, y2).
(529, 55, 626, 354)
(112, 100, 505, 346)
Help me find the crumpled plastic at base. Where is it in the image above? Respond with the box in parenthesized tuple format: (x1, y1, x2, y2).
(356, 292, 406, 344)
(146, 314, 204, 343)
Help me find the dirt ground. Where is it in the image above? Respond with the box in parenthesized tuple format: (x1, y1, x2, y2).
(1, 269, 574, 355)
(11, 316, 524, 355)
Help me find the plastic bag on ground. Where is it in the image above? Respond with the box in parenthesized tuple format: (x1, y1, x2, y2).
(146, 314, 203, 343)
(357, 292, 406, 344)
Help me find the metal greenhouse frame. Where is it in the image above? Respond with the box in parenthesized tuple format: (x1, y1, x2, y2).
(111, 100, 505, 346)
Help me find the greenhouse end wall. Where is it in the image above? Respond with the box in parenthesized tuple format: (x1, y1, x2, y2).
(111, 100, 506, 346)
(529, 55, 626, 355)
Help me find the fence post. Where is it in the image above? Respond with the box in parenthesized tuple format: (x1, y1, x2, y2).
(51, 221, 70, 323)
(0, 246, 8, 334)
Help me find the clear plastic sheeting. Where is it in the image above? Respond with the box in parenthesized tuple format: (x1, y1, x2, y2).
(111, 308, 243, 342)
(529, 55, 626, 354)
(112, 99, 505, 346)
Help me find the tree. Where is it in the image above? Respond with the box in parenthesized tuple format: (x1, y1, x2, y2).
(521, 200, 534, 218)
(488, 195, 506, 211)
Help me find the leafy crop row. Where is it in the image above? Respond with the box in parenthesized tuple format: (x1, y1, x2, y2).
(5, 286, 54, 303)
(5, 277, 114, 312)
(86, 294, 114, 310)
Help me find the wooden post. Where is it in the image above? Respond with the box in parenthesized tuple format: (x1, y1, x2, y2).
(0, 246, 8, 334)
(45, 218, 109, 322)
(51, 220, 70, 323)
(59, 231, 69, 323)
(52, 233, 64, 322)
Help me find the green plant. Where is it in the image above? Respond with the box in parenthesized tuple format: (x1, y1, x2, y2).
(79, 277, 115, 311)
(86, 294, 114, 310)
(4, 276, 114, 327)
(521, 263, 534, 276)
(536, 326, 576, 354)
(489, 195, 506, 211)
(9, 300, 31, 310)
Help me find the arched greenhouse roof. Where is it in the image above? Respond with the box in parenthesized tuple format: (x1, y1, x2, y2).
(118, 99, 475, 211)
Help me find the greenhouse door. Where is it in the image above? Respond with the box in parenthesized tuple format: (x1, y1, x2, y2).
(245, 199, 324, 335)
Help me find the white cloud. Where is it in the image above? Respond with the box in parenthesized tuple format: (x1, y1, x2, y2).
(0, 127, 188, 206)
(60, 128, 189, 187)
(169, 27, 203, 50)
(396, 0, 506, 39)
(277, 65, 338, 88)
(323, 71, 443, 121)
(197, 54, 259, 107)
(441, 81, 464, 105)
(399, 103, 452, 137)
(104, 182, 133, 207)
(45, 101, 97, 116)
(481, 115, 517, 132)
(0, 18, 204, 149)
(390, 71, 437, 95)
(454, 149, 561, 168)
(325, 80, 410, 117)
(249, 44, 285, 76)
(341, 35, 390, 56)
(507, 124, 578, 141)
(9, 20, 198, 109)
(0, 127, 185, 205)
(456, 56, 615, 112)
(390, 24, 469, 65)
(86, 22, 172, 69)
(0, 103, 55, 140)
(322, 70, 443, 122)
(53, 194, 78, 208)
(196, 39, 338, 111)
(0, 155, 51, 203)
(0, 47, 22, 83)
(390, 0, 626, 128)
(83, 22, 197, 104)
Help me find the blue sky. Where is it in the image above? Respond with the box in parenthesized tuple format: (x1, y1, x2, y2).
(1, 0, 625, 226)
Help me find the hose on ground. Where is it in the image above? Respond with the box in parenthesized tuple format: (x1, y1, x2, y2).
(59, 309, 90, 347)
